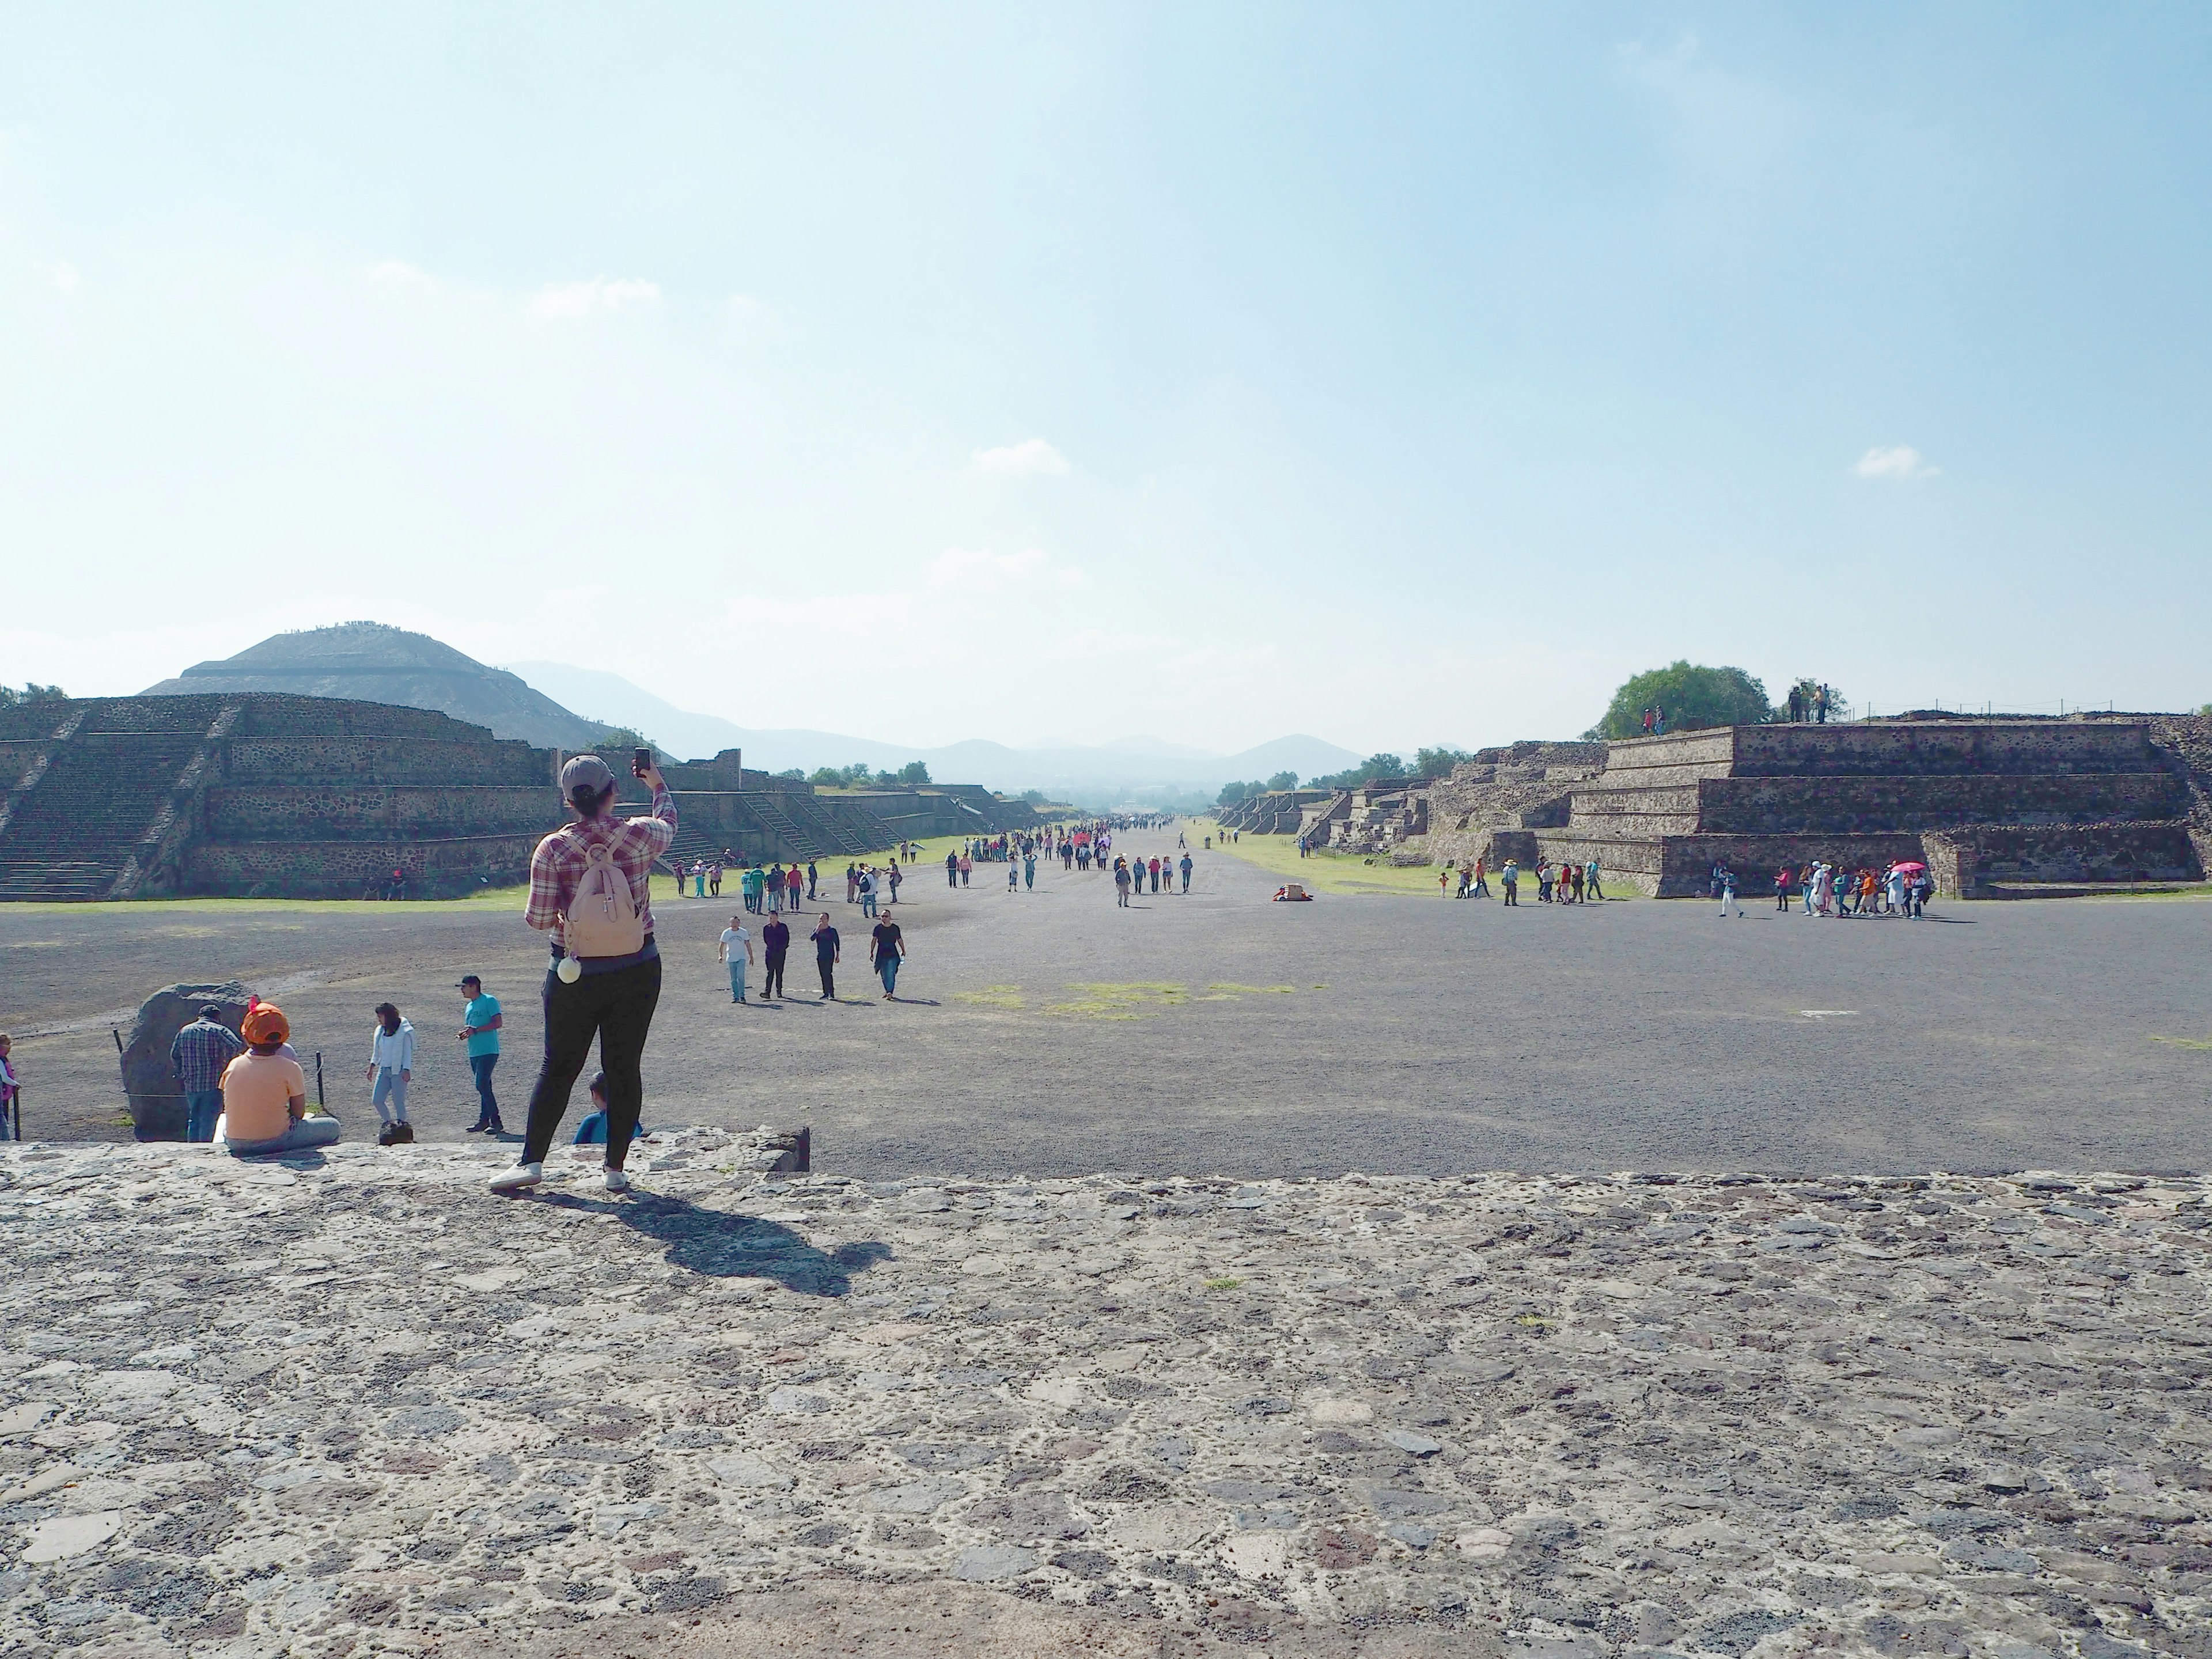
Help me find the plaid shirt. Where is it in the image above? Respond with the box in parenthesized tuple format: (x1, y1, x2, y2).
(171, 1018, 243, 1093)
(525, 786, 676, 952)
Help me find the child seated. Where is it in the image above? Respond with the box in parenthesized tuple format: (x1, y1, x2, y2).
(573, 1071, 650, 1146)
(222, 1003, 342, 1157)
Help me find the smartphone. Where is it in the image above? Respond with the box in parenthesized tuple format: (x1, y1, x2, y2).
(633, 747, 653, 777)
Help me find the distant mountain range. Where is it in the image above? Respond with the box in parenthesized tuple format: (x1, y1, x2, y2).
(135, 624, 1363, 795)
(505, 661, 1361, 794)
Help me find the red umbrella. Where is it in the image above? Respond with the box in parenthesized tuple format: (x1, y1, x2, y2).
(1892, 861, 1927, 873)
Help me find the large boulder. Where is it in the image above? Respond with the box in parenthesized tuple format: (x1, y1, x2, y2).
(120, 982, 252, 1141)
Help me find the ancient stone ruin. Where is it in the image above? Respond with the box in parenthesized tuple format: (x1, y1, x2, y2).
(0, 695, 1041, 902)
(1540, 717, 2208, 897)
(1222, 718, 2212, 898)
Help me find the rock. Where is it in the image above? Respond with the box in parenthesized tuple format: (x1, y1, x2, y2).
(118, 980, 253, 1141)
(22, 1512, 123, 1563)
(1382, 1429, 1441, 1456)
(953, 1544, 1039, 1581)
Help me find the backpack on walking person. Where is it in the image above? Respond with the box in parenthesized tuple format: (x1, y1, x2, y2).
(564, 842, 646, 957)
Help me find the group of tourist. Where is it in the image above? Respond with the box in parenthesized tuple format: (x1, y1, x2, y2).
(1442, 854, 1603, 906)
(1785, 683, 1838, 723)
(1111, 851, 1194, 904)
(1763, 859, 1933, 918)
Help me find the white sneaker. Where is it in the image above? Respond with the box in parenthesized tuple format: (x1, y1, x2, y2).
(604, 1167, 632, 1194)
(489, 1162, 544, 1194)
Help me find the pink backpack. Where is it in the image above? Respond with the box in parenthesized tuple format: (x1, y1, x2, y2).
(563, 840, 645, 957)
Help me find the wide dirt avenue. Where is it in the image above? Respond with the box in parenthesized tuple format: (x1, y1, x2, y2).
(4, 825, 2208, 1175)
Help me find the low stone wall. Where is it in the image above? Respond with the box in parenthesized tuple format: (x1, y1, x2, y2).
(1536, 831, 1930, 896)
(202, 785, 557, 842)
(223, 736, 552, 786)
(183, 832, 539, 897)
(1925, 820, 2203, 895)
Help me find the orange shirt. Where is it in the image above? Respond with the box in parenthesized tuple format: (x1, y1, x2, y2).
(220, 1051, 306, 1142)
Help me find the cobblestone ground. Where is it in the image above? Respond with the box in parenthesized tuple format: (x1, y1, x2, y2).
(4, 1133, 2209, 1657)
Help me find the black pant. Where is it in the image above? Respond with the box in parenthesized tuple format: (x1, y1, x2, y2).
(818, 957, 836, 998)
(764, 951, 786, 998)
(522, 953, 661, 1167)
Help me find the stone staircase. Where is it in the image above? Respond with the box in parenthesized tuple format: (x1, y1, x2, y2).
(0, 720, 205, 901)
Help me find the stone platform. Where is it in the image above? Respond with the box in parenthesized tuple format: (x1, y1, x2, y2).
(3, 1136, 2209, 1658)
(1537, 722, 2204, 898)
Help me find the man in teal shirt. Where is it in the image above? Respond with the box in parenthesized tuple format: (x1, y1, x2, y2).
(458, 974, 505, 1134)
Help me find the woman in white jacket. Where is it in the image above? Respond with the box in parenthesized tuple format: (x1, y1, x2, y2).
(368, 1003, 415, 1146)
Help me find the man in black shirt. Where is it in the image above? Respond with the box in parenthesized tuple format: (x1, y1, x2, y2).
(812, 914, 840, 1001)
(871, 915, 904, 999)
(762, 914, 790, 1000)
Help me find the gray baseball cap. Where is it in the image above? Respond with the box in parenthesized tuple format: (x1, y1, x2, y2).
(560, 754, 616, 796)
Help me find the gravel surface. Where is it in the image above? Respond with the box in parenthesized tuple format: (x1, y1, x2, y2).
(4, 830, 2209, 1175)
(3, 1136, 2208, 1657)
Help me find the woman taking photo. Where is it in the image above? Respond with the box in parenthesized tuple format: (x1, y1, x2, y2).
(491, 753, 676, 1195)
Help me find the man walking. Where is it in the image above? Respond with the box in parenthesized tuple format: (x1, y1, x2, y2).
(1179, 850, 1193, 892)
(813, 913, 840, 999)
(1501, 858, 1519, 906)
(457, 975, 505, 1134)
(871, 910, 905, 999)
(760, 910, 789, 998)
(171, 1003, 242, 1143)
(861, 867, 878, 918)
(718, 914, 753, 1002)
(766, 861, 786, 914)
(946, 849, 959, 888)
(806, 860, 819, 900)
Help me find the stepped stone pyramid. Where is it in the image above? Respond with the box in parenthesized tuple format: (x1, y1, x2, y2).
(1535, 719, 2205, 897)
(142, 622, 610, 751)
(0, 695, 1044, 903)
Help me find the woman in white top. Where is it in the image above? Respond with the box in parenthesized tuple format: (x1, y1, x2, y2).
(367, 1003, 415, 1145)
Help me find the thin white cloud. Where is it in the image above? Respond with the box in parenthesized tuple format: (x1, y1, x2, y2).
(925, 546, 1050, 593)
(529, 277, 662, 319)
(971, 437, 1071, 477)
(41, 260, 79, 294)
(1855, 444, 1940, 480)
(368, 259, 438, 290)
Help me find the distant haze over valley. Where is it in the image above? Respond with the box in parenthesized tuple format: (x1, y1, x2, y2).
(505, 661, 1361, 796)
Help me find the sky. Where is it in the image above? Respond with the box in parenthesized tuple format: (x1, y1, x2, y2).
(3, 4, 2209, 754)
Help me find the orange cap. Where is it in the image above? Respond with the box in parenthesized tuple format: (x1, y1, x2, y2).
(241, 1003, 290, 1046)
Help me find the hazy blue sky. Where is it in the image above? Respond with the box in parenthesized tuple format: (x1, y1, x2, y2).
(3, 5, 2207, 752)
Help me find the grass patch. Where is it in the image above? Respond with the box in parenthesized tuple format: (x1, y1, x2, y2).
(2151, 1035, 2212, 1051)
(1203, 1277, 1245, 1291)
(1207, 982, 1297, 994)
(0, 882, 537, 916)
(1198, 819, 1636, 901)
(1043, 982, 1191, 1020)
(953, 985, 1027, 1011)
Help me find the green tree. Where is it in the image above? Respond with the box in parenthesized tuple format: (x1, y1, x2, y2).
(1266, 770, 1298, 791)
(1593, 662, 1774, 739)
(896, 760, 932, 786)
(0, 683, 68, 707)
(1215, 779, 1262, 808)
(775, 768, 804, 781)
(1414, 746, 1474, 778)
(1305, 753, 1408, 790)
(808, 766, 846, 787)
(589, 725, 661, 759)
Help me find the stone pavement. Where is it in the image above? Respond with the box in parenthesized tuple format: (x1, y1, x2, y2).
(3, 1133, 2210, 1658)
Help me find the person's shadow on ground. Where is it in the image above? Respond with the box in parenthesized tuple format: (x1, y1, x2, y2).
(540, 1190, 891, 1296)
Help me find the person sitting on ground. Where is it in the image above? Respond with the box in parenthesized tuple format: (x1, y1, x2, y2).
(221, 1003, 340, 1157)
(573, 1073, 652, 1146)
